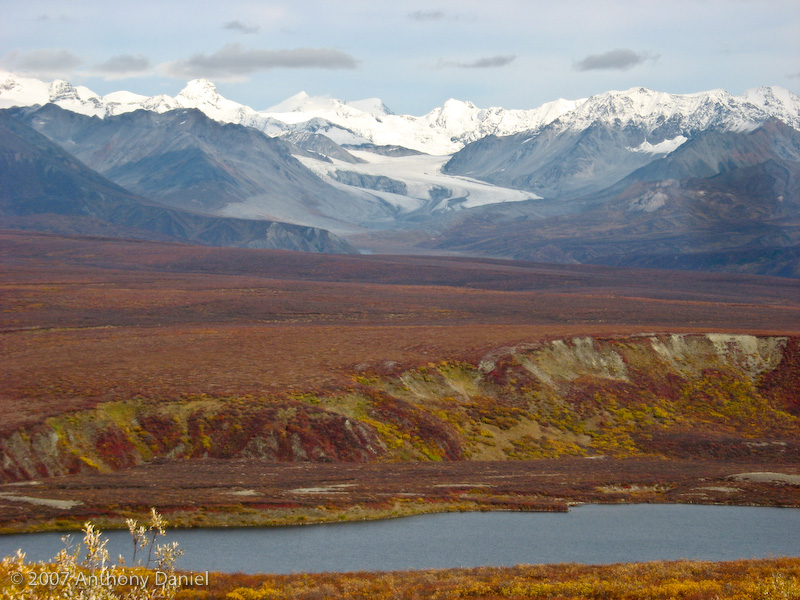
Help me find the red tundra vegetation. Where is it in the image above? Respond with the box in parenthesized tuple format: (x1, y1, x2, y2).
(0, 230, 798, 526)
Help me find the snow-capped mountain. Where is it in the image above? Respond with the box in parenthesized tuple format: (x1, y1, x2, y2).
(550, 86, 800, 134)
(2, 70, 800, 276)
(0, 72, 271, 125)
(262, 85, 800, 155)
(0, 73, 578, 154)
(3, 71, 799, 157)
(261, 92, 586, 154)
(441, 85, 800, 199)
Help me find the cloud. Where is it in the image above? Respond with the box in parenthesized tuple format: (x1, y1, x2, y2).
(35, 14, 70, 23)
(164, 44, 359, 79)
(409, 10, 446, 22)
(573, 48, 655, 72)
(1, 49, 82, 77)
(439, 55, 516, 69)
(92, 54, 151, 79)
(788, 71, 800, 79)
(223, 20, 259, 34)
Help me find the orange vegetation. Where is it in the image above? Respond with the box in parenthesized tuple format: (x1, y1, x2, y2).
(172, 558, 800, 600)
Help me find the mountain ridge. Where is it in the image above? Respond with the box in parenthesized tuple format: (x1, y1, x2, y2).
(3, 71, 799, 276)
(10, 103, 387, 233)
(2, 71, 798, 155)
(0, 111, 357, 253)
(428, 120, 800, 277)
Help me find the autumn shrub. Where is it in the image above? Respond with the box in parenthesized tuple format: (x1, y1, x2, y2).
(188, 559, 800, 600)
(0, 509, 183, 600)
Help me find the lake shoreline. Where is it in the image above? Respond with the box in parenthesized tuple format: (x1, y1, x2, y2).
(3, 505, 799, 576)
(1, 457, 798, 535)
(2, 495, 799, 536)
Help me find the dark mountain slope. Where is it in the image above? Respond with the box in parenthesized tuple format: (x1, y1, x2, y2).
(10, 104, 390, 232)
(442, 121, 679, 201)
(280, 130, 366, 164)
(429, 123, 800, 277)
(620, 119, 800, 186)
(0, 112, 356, 253)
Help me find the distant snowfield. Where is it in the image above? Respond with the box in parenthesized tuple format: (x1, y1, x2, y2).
(297, 151, 540, 212)
(217, 151, 540, 233)
(629, 135, 688, 155)
(262, 95, 584, 155)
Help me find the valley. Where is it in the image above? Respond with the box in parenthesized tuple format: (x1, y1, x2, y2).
(1, 230, 798, 532)
(2, 2, 800, 597)
(0, 73, 799, 599)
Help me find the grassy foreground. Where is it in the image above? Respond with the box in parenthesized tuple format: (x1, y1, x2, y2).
(3, 557, 799, 600)
(177, 558, 800, 599)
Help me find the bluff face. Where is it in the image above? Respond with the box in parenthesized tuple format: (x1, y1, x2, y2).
(2, 334, 797, 482)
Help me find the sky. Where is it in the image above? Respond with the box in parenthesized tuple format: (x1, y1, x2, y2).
(1, 0, 799, 115)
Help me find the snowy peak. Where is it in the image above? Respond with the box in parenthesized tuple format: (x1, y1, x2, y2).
(171, 78, 256, 123)
(266, 92, 392, 117)
(743, 85, 800, 108)
(176, 79, 221, 104)
(0, 71, 256, 122)
(345, 97, 392, 117)
(46, 80, 104, 114)
(556, 86, 800, 134)
(48, 80, 80, 102)
(0, 70, 799, 154)
(258, 92, 589, 154)
(103, 90, 148, 104)
(0, 71, 51, 110)
(265, 91, 316, 113)
(430, 98, 481, 126)
(0, 71, 129, 117)
(442, 98, 478, 111)
(741, 86, 800, 128)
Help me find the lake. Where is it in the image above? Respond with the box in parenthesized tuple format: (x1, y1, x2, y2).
(2, 504, 799, 574)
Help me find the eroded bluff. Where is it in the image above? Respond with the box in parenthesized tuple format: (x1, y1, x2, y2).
(2, 334, 798, 482)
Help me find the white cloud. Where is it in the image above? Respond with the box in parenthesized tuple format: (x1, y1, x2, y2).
(408, 10, 446, 22)
(34, 14, 71, 23)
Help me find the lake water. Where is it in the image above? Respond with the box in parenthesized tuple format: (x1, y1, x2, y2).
(2, 504, 799, 574)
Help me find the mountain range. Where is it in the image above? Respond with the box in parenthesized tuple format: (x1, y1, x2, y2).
(1, 71, 799, 275)
(0, 110, 355, 252)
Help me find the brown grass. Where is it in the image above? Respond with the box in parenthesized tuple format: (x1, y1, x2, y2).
(1, 230, 799, 534)
(2, 230, 799, 433)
